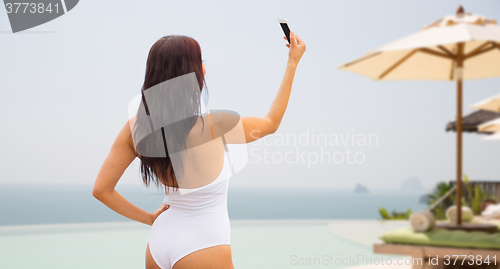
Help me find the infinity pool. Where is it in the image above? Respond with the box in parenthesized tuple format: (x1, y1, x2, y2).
(0, 219, 410, 269)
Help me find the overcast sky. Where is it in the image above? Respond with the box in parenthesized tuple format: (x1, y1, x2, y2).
(1, 0, 499, 191)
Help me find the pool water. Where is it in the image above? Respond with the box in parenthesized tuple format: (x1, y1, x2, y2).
(0, 219, 409, 269)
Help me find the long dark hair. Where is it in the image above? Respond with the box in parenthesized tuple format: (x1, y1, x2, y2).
(132, 35, 207, 190)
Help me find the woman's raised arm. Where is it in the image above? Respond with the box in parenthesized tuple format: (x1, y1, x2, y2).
(240, 31, 306, 143)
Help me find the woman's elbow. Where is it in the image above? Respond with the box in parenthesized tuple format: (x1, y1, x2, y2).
(92, 185, 109, 201)
(262, 117, 280, 135)
(92, 187, 102, 200)
(268, 120, 281, 135)
(268, 125, 279, 135)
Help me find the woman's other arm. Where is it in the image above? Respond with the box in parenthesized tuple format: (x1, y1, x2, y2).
(92, 121, 168, 225)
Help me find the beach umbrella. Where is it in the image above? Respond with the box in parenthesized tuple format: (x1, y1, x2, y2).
(339, 6, 500, 226)
(471, 94, 500, 112)
(446, 109, 500, 133)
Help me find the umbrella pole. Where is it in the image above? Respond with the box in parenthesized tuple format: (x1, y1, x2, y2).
(456, 42, 465, 226)
(456, 78, 463, 225)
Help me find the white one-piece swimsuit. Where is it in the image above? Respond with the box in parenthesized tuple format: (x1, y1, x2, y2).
(148, 150, 233, 269)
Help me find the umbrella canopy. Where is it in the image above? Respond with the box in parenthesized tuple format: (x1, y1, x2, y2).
(339, 6, 500, 226)
(478, 117, 500, 133)
(471, 94, 500, 112)
(339, 9, 500, 81)
(446, 109, 500, 133)
(483, 132, 500, 140)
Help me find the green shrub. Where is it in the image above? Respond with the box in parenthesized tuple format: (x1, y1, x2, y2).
(379, 207, 412, 220)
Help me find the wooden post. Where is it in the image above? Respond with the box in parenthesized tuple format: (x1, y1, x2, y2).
(456, 42, 465, 225)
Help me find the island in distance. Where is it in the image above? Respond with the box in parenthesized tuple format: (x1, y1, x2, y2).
(354, 184, 369, 194)
(401, 176, 426, 192)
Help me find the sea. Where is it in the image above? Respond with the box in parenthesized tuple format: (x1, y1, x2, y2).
(0, 184, 428, 226)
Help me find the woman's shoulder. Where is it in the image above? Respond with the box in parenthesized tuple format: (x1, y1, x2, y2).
(187, 111, 243, 143)
(209, 110, 241, 133)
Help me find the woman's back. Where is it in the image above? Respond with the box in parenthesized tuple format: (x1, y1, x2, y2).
(149, 132, 233, 269)
(172, 115, 227, 189)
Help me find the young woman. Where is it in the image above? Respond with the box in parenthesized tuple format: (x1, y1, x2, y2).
(92, 31, 306, 269)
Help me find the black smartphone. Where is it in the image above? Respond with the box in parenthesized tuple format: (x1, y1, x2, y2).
(279, 19, 291, 44)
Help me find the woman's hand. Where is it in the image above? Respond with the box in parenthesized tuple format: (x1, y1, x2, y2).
(148, 204, 170, 226)
(284, 31, 306, 66)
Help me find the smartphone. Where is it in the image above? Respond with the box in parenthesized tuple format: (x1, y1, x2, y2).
(278, 19, 291, 44)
